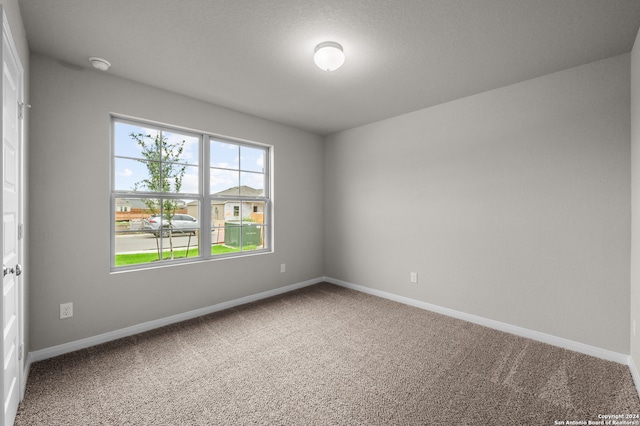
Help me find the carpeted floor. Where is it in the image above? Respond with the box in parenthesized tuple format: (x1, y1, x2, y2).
(15, 283, 640, 425)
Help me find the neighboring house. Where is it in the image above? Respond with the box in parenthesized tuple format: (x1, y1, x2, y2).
(115, 198, 148, 213)
(188, 185, 265, 224)
(114, 198, 153, 222)
(185, 185, 265, 246)
(214, 186, 265, 224)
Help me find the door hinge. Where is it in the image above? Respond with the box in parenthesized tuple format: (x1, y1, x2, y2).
(17, 101, 30, 120)
(18, 344, 23, 361)
(18, 223, 23, 240)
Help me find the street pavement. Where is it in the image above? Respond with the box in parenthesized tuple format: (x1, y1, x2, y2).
(115, 232, 201, 253)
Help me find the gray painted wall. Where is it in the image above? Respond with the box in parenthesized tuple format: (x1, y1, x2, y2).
(25, 29, 634, 357)
(324, 54, 631, 353)
(631, 29, 640, 369)
(28, 54, 324, 350)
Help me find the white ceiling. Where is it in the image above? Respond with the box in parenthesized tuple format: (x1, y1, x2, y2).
(18, 0, 640, 136)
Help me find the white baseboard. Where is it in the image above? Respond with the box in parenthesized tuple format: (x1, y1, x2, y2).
(324, 276, 630, 365)
(28, 277, 323, 364)
(21, 358, 30, 400)
(25, 276, 637, 396)
(629, 356, 640, 398)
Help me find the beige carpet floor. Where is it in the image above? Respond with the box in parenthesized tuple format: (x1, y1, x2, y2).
(15, 283, 640, 425)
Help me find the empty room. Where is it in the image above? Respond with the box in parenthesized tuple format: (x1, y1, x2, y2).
(1, 0, 640, 425)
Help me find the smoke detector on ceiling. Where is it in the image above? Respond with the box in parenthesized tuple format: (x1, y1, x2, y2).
(89, 57, 111, 71)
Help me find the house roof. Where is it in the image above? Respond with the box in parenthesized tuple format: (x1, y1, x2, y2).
(116, 198, 150, 210)
(213, 186, 264, 197)
(118, 198, 188, 209)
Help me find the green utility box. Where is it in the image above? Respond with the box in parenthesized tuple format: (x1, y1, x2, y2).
(224, 223, 262, 247)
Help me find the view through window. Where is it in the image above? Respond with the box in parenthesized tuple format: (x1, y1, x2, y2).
(112, 117, 271, 270)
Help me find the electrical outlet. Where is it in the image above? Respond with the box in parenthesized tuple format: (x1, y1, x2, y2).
(60, 302, 73, 319)
(280, 263, 286, 273)
(410, 272, 418, 283)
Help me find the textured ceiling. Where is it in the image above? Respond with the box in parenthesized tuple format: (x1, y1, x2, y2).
(18, 0, 640, 135)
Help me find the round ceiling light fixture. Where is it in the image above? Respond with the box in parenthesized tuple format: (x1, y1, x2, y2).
(313, 42, 345, 72)
(89, 57, 111, 71)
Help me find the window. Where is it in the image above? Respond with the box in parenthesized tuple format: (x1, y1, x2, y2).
(112, 117, 271, 270)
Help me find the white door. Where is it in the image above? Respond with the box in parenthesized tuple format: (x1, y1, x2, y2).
(1, 10, 23, 426)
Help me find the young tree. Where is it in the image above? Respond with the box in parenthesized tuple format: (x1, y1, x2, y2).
(131, 131, 186, 260)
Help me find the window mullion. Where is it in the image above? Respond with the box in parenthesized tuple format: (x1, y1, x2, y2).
(158, 129, 165, 194)
(201, 135, 211, 258)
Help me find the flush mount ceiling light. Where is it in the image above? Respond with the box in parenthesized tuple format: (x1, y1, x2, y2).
(89, 57, 111, 71)
(313, 41, 345, 72)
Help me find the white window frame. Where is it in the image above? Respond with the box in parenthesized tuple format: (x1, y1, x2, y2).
(111, 115, 272, 271)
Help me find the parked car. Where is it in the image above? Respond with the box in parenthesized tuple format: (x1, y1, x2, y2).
(142, 214, 199, 237)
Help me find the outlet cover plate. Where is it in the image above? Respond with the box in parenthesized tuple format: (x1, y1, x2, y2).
(60, 302, 73, 319)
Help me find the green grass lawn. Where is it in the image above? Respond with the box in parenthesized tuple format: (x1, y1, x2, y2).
(115, 245, 258, 266)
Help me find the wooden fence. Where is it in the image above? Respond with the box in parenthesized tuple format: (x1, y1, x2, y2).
(115, 208, 188, 222)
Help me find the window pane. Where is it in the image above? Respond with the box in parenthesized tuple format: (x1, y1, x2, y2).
(211, 201, 225, 223)
(123, 130, 164, 161)
(153, 162, 192, 193)
(210, 227, 265, 255)
(160, 200, 200, 261)
(114, 197, 161, 267)
(210, 169, 239, 195)
(211, 197, 239, 254)
(221, 224, 241, 248)
(164, 131, 200, 165)
(240, 200, 266, 252)
(245, 201, 265, 225)
(159, 231, 200, 260)
(114, 198, 201, 267)
(116, 158, 195, 194)
(211, 200, 239, 249)
(210, 200, 264, 223)
(240, 224, 265, 251)
(167, 164, 199, 193)
(114, 158, 154, 192)
(210, 140, 239, 169)
(240, 146, 265, 173)
(115, 197, 157, 231)
(114, 122, 160, 159)
(209, 200, 267, 256)
(240, 172, 265, 195)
